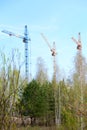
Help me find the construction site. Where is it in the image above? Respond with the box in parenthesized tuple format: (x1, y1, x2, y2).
(0, 0, 87, 130)
(0, 24, 87, 130)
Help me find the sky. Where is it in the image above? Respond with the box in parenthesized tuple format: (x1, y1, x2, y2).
(0, 0, 87, 80)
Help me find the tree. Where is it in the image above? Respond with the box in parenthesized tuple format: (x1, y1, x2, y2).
(18, 80, 46, 115)
(0, 50, 24, 130)
(59, 80, 78, 130)
(17, 79, 56, 126)
(35, 57, 48, 84)
(72, 52, 87, 129)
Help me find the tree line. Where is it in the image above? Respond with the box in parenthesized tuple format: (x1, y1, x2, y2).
(0, 50, 87, 130)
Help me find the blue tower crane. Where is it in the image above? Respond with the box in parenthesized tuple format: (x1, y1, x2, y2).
(2, 25, 31, 81)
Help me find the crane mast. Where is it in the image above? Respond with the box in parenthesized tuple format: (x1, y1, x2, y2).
(2, 25, 31, 81)
(23, 25, 29, 81)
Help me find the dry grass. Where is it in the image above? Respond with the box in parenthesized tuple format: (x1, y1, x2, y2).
(13, 126, 59, 130)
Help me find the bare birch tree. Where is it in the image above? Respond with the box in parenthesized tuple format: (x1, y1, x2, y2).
(0, 50, 25, 130)
(35, 57, 48, 84)
(73, 52, 87, 129)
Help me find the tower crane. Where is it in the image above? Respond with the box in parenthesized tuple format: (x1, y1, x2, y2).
(41, 33, 60, 125)
(71, 32, 82, 50)
(2, 25, 31, 81)
(40, 33, 57, 81)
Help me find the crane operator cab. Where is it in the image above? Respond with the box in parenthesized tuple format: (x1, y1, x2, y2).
(77, 44, 82, 50)
(51, 49, 56, 56)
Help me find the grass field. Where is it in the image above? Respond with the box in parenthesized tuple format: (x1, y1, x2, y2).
(14, 126, 58, 130)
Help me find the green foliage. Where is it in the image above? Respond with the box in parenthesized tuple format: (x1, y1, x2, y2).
(17, 80, 55, 126)
(18, 80, 47, 117)
(0, 50, 23, 130)
(1, 50, 87, 129)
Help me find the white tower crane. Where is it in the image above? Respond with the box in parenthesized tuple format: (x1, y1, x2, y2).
(2, 25, 31, 81)
(41, 33, 57, 82)
(72, 32, 83, 130)
(41, 33, 60, 125)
